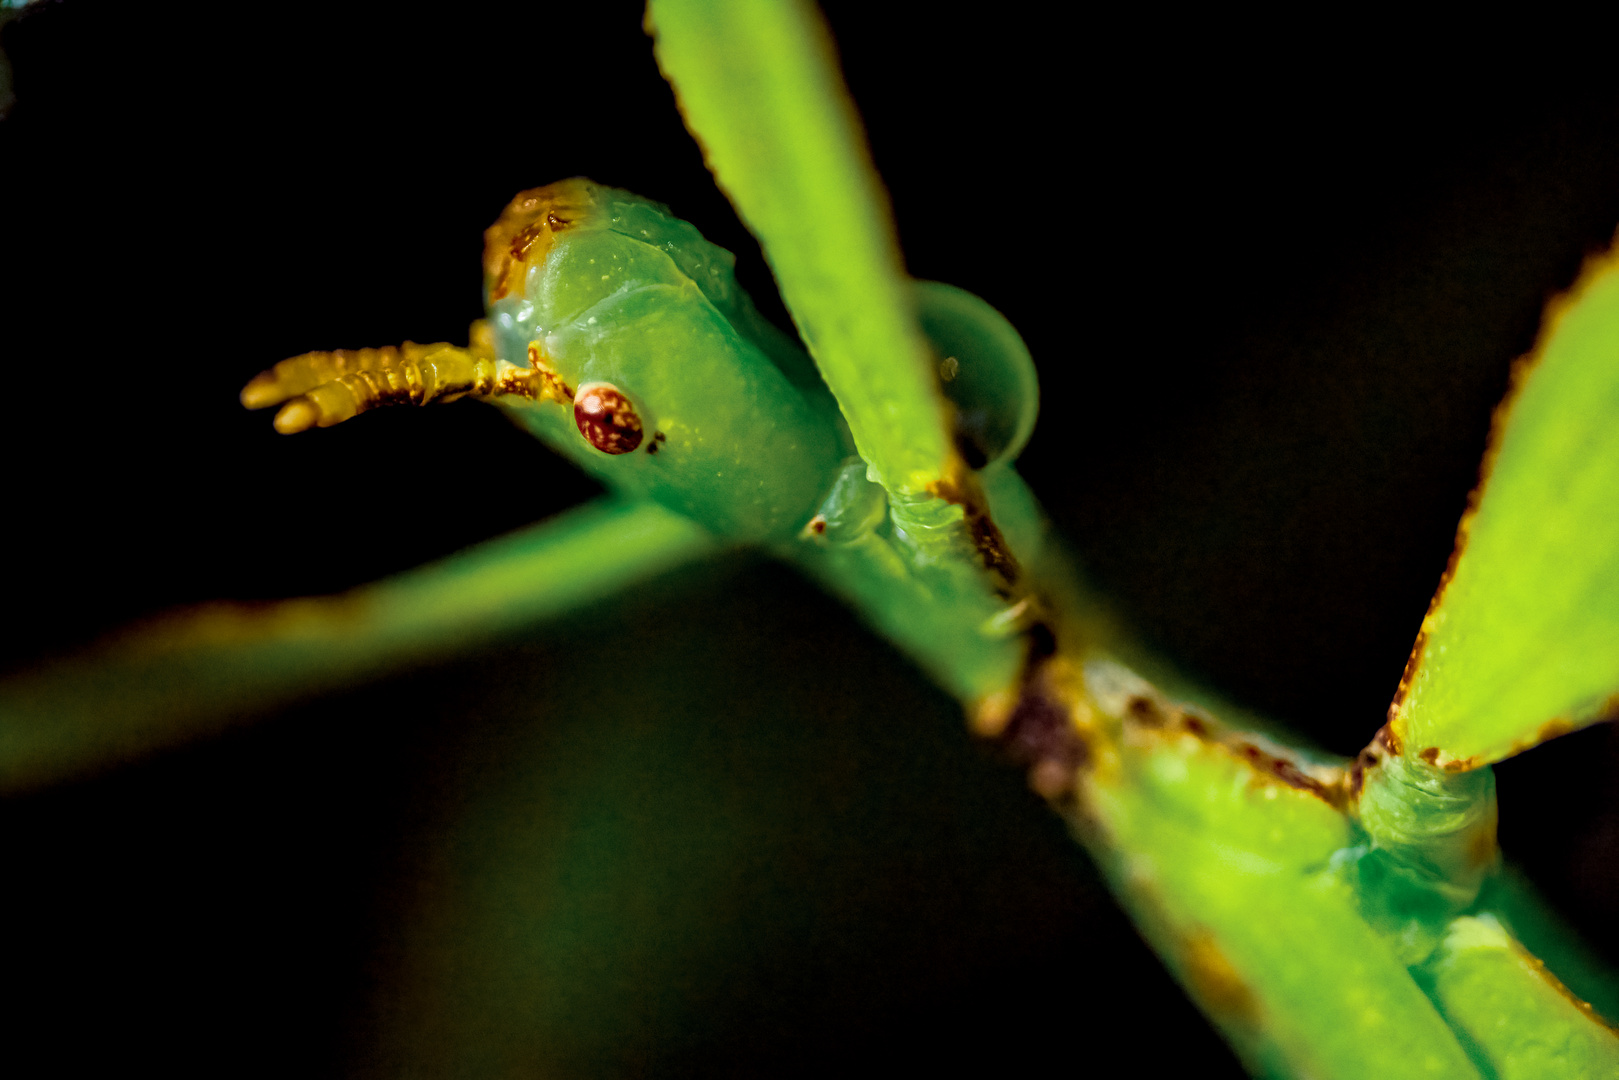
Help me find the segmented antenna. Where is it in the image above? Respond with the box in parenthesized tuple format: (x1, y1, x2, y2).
(241, 323, 566, 434)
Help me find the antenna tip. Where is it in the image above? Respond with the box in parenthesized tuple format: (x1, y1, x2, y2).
(273, 398, 318, 434)
(240, 374, 282, 410)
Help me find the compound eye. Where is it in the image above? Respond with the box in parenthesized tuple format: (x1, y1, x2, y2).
(573, 382, 644, 454)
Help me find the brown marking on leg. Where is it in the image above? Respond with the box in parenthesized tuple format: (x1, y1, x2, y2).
(1519, 950, 1619, 1031)
(1375, 723, 1403, 756)
(1225, 739, 1343, 806)
(1125, 694, 1165, 728)
(926, 463, 1020, 591)
(1182, 931, 1259, 1025)
(1349, 747, 1381, 800)
(1267, 756, 1334, 803)
(994, 669, 1088, 802)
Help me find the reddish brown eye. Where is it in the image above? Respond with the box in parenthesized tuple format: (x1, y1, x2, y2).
(573, 382, 644, 454)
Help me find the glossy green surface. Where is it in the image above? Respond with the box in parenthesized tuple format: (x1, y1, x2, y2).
(1082, 676, 1478, 1078)
(1357, 753, 1497, 912)
(647, 0, 951, 500)
(489, 182, 845, 543)
(1397, 250, 1619, 766)
(1423, 915, 1619, 1078)
(1479, 866, 1619, 1026)
(7, 4, 1619, 1075)
(0, 498, 712, 793)
(787, 500, 1025, 704)
(915, 281, 1040, 468)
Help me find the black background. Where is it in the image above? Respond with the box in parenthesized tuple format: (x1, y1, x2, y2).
(4, 2, 1619, 1075)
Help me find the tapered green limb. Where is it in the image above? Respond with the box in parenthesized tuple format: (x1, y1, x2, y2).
(1419, 915, 1619, 1079)
(646, 0, 955, 508)
(1477, 865, 1619, 1026)
(1393, 240, 1619, 769)
(0, 497, 713, 794)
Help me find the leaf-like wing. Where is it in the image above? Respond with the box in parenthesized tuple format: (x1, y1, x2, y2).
(1392, 243, 1619, 767)
(0, 497, 713, 793)
(646, 0, 951, 500)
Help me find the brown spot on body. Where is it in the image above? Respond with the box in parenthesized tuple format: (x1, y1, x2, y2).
(574, 382, 644, 454)
(1183, 932, 1259, 1024)
(1268, 757, 1331, 801)
(1228, 739, 1338, 804)
(525, 343, 574, 405)
(996, 679, 1087, 801)
(928, 465, 1020, 591)
(1126, 695, 1165, 728)
(807, 515, 827, 535)
(508, 222, 545, 261)
(1349, 745, 1382, 800)
(484, 178, 600, 301)
(644, 430, 666, 455)
(1375, 723, 1403, 756)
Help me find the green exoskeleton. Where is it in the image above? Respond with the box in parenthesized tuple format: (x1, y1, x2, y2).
(7, 2, 1619, 1075)
(228, 172, 1619, 1075)
(244, 178, 855, 543)
(240, 176, 1042, 707)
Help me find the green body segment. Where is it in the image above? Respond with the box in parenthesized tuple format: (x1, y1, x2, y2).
(482, 180, 1035, 706)
(1355, 753, 1498, 918)
(1477, 867, 1619, 1026)
(760, 276, 1044, 706)
(488, 182, 847, 544)
(1397, 248, 1619, 766)
(779, 463, 1040, 706)
(647, 0, 953, 500)
(1421, 915, 1619, 1078)
(1080, 663, 1480, 1079)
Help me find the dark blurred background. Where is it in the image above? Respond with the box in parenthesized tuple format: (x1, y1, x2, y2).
(3, 2, 1618, 1075)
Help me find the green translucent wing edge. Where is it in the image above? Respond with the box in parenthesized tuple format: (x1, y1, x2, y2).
(646, 0, 952, 498)
(0, 497, 714, 794)
(1396, 241, 1619, 767)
